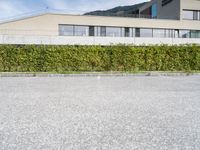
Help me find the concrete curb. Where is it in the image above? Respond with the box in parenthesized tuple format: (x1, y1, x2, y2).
(0, 72, 200, 77)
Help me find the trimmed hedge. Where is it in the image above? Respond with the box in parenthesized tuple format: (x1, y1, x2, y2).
(0, 44, 200, 72)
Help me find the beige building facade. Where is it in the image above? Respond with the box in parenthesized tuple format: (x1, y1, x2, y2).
(0, 0, 199, 45)
(140, 0, 200, 20)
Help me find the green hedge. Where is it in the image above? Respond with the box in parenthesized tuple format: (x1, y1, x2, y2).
(0, 44, 200, 72)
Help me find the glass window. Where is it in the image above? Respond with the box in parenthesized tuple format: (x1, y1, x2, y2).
(153, 29, 165, 38)
(140, 28, 153, 37)
(131, 28, 135, 37)
(194, 11, 198, 20)
(106, 27, 121, 37)
(96, 27, 100, 36)
(94, 27, 98, 36)
(135, 28, 140, 37)
(191, 30, 200, 38)
(174, 29, 179, 38)
(183, 10, 194, 20)
(121, 28, 125, 37)
(89, 26, 95, 36)
(59, 25, 200, 39)
(179, 30, 190, 38)
(125, 27, 130, 37)
(198, 11, 200, 20)
(165, 29, 174, 38)
(183, 10, 200, 20)
(197, 31, 200, 38)
(74, 26, 89, 36)
(151, 3, 157, 18)
(191, 30, 197, 38)
(100, 27, 106, 36)
(59, 25, 74, 36)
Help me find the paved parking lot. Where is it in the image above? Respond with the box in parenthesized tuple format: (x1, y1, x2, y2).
(0, 76, 200, 150)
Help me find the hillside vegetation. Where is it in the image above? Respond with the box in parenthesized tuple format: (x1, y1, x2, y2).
(84, 2, 147, 17)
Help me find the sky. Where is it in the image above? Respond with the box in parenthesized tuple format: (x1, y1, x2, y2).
(0, 0, 149, 20)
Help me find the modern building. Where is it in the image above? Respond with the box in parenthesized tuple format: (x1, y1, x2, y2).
(0, 0, 199, 45)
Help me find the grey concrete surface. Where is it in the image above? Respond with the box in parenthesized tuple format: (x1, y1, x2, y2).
(0, 76, 200, 150)
(1, 72, 200, 77)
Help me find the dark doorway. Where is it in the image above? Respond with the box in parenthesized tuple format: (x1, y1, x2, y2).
(125, 27, 130, 37)
(135, 28, 140, 37)
(89, 26, 95, 36)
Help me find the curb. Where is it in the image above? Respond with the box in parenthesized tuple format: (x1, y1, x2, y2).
(0, 72, 200, 77)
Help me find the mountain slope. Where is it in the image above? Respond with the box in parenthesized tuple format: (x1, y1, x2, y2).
(84, 2, 147, 17)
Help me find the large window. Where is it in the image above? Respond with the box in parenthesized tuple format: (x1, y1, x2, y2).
(74, 26, 89, 36)
(198, 10, 200, 20)
(100, 27, 106, 36)
(183, 10, 193, 20)
(174, 29, 179, 38)
(124, 27, 130, 37)
(194, 11, 198, 20)
(191, 30, 200, 38)
(106, 27, 121, 37)
(131, 28, 135, 37)
(183, 10, 200, 20)
(135, 28, 140, 37)
(153, 29, 165, 38)
(179, 30, 190, 38)
(165, 29, 174, 38)
(140, 28, 153, 37)
(58, 24, 200, 39)
(59, 25, 74, 36)
(89, 26, 95, 36)
(197, 31, 200, 38)
(121, 28, 125, 37)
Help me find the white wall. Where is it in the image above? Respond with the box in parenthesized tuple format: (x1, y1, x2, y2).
(181, 0, 200, 10)
(1, 13, 200, 33)
(0, 35, 199, 46)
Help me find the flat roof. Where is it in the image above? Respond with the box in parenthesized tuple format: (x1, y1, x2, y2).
(0, 11, 181, 25)
(0, 12, 200, 30)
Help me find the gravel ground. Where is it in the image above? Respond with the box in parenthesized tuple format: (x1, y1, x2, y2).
(0, 76, 200, 150)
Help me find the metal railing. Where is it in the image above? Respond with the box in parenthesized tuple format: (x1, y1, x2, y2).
(86, 13, 157, 19)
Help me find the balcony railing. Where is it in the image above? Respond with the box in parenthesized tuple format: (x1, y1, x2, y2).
(86, 13, 157, 19)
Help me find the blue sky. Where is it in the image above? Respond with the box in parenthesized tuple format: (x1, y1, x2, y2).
(0, 0, 148, 20)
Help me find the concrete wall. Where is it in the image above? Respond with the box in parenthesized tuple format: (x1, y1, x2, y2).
(157, 0, 181, 20)
(0, 35, 199, 46)
(0, 13, 200, 37)
(139, 0, 181, 20)
(181, 0, 200, 10)
(180, 0, 200, 20)
(140, 0, 200, 20)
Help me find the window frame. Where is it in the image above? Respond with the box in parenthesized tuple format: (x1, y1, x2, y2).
(59, 24, 74, 36)
(182, 9, 200, 20)
(140, 28, 153, 37)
